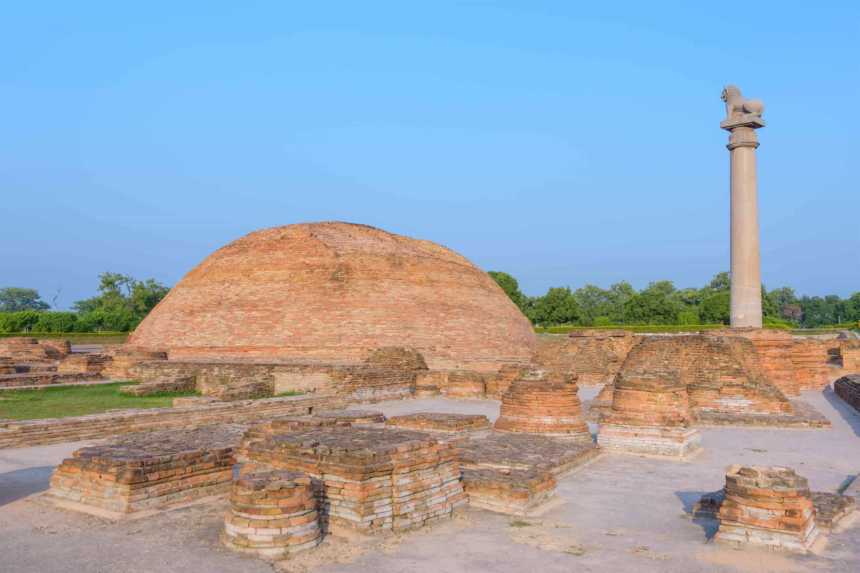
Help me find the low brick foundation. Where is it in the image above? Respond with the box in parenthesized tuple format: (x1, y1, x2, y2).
(242, 426, 466, 532)
(385, 412, 490, 433)
(715, 465, 821, 553)
(835, 375, 860, 413)
(457, 432, 598, 514)
(221, 470, 322, 559)
(0, 394, 347, 449)
(47, 426, 242, 518)
(597, 425, 702, 458)
(462, 468, 556, 515)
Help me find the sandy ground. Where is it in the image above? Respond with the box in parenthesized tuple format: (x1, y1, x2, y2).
(1, 387, 858, 573)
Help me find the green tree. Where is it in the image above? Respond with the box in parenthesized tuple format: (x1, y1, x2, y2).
(73, 273, 169, 331)
(488, 271, 527, 313)
(530, 287, 580, 326)
(573, 284, 610, 326)
(0, 288, 50, 311)
(700, 291, 730, 324)
(622, 281, 682, 324)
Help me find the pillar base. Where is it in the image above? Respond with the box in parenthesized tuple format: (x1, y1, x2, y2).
(597, 424, 702, 458)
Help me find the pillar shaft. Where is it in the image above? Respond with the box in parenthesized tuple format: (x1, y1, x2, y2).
(728, 127, 762, 328)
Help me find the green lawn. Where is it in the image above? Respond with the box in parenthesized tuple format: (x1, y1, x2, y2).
(0, 382, 197, 421)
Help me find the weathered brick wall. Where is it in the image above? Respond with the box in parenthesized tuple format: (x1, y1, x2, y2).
(610, 335, 792, 419)
(834, 375, 860, 413)
(132, 358, 420, 402)
(840, 341, 860, 372)
(0, 394, 347, 449)
(532, 330, 639, 386)
(128, 222, 535, 372)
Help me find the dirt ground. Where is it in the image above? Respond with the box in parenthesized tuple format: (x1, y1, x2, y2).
(1, 387, 858, 573)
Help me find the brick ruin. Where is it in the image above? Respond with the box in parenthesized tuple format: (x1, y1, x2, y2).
(493, 379, 591, 442)
(242, 426, 467, 533)
(834, 375, 860, 413)
(458, 432, 598, 514)
(714, 465, 822, 553)
(47, 426, 243, 518)
(597, 343, 702, 458)
(594, 334, 838, 431)
(385, 412, 491, 434)
(126, 222, 535, 372)
(221, 470, 322, 559)
(532, 330, 638, 386)
(841, 340, 860, 372)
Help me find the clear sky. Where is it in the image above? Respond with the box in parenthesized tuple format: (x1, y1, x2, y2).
(2, 2, 858, 309)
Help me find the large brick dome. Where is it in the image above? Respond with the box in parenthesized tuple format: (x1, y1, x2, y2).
(129, 222, 535, 371)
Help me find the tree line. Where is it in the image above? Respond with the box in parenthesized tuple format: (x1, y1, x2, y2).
(0, 273, 169, 333)
(489, 271, 860, 329)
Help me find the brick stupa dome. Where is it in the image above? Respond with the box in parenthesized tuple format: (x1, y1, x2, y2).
(129, 222, 536, 371)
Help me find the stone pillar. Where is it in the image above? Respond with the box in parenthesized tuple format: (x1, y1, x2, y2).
(721, 85, 766, 328)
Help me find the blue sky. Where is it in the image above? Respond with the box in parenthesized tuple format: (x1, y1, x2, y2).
(2, 2, 858, 308)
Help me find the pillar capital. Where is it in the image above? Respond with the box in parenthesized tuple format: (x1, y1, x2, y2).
(726, 126, 760, 150)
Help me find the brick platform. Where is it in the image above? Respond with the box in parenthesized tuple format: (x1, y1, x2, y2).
(598, 345, 701, 458)
(242, 426, 466, 533)
(462, 468, 556, 515)
(0, 394, 347, 449)
(385, 412, 490, 433)
(715, 465, 821, 553)
(221, 470, 322, 559)
(47, 426, 243, 518)
(494, 380, 591, 442)
(835, 375, 860, 413)
(457, 432, 598, 514)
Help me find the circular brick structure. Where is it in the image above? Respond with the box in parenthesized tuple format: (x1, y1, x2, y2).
(222, 470, 321, 559)
(493, 380, 592, 441)
(129, 222, 535, 371)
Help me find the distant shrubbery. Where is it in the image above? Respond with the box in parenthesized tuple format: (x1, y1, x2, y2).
(0, 273, 169, 333)
(490, 270, 860, 330)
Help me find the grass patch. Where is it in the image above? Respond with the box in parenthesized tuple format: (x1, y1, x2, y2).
(275, 390, 306, 397)
(0, 332, 129, 344)
(0, 382, 197, 421)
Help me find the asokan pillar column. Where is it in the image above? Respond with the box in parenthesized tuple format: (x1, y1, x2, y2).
(721, 85, 766, 328)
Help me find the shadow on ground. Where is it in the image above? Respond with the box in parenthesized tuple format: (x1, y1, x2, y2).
(0, 466, 53, 506)
(675, 490, 720, 541)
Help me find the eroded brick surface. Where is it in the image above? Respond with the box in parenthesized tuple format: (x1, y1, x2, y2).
(221, 470, 322, 559)
(835, 375, 860, 413)
(127, 222, 535, 372)
(494, 380, 591, 441)
(385, 412, 490, 433)
(241, 426, 466, 533)
(47, 426, 244, 517)
(715, 465, 821, 553)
